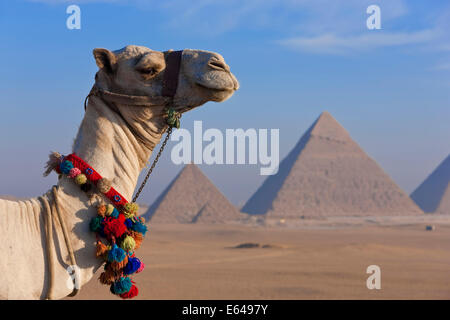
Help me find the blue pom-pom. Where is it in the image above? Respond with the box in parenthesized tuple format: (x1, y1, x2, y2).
(111, 208, 119, 219)
(123, 257, 141, 275)
(131, 221, 147, 236)
(111, 277, 132, 295)
(107, 244, 126, 262)
(59, 160, 74, 174)
(124, 219, 133, 229)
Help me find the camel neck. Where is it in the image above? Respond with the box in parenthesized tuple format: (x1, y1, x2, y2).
(72, 94, 167, 200)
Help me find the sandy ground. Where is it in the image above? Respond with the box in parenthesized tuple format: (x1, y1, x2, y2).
(72, 219, 450, 300)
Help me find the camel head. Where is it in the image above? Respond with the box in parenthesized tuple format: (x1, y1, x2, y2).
(93, 45, 239, 112)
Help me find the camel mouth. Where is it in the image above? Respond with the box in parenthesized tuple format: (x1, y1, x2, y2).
(195, 82, 236, 93)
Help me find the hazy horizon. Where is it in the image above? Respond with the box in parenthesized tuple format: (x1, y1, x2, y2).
(1, 0, 449, 206)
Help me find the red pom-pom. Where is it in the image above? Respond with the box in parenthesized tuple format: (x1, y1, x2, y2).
(119, 284, 139, 299)
(103, 214, 127, 239)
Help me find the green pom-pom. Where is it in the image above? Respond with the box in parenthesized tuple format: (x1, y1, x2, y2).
(123, 203, 139, 219)
(75, 173, 87, 185)
(90, 216, 103, 232)
(120, 235, 136, 252)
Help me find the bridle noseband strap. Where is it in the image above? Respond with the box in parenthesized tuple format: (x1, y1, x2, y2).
(162, 50, 183, 98)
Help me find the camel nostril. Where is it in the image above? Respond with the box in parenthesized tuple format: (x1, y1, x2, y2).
(208, 59, 229, 72)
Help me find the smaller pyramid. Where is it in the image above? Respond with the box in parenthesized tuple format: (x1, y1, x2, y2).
(144, 164, 243, 224)
(411, 154, 450, 214)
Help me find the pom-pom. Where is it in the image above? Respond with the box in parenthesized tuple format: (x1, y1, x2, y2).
(111, 277, 132, 295)
(123, 203, 139, 218)
(89, 216, 103, 232)
(97, 178, 112, 194)
(125, 219, 133, 229)
(111, 208, 120, 219)
(97, 205, 107, 217)
(103, 215, 127, 239)
(99, 266, 122, 285)
(136, 262, 145, 273)
(105, 204, 115, 216)
(74, 173, 87, 185)
(119, 284, 138, 299)
(68, 167, 81, 179)
(110, 256, 128, 271)
(131, 221, 148, 236)
(59, 160, 74, 174)
(80, 183, 92, 193)
(130, 231, 143, 250)
(44, 152, 63, 177)
(123, 257, 141, 275)
(96, 241, 108, 258)
(123, 202, 139, 215)
(107, 244, 126, 263)
(120, 235, 136, 252)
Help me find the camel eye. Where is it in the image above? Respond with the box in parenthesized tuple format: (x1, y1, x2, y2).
(138, 68, 156, 75)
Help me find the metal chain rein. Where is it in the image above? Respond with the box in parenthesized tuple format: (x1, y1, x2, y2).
(132, 108, 181, 203)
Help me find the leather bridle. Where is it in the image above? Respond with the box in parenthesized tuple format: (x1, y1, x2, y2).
(84, 50, 183, 110)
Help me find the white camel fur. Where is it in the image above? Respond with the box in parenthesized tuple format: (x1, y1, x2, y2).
(0, 45, 239, 299)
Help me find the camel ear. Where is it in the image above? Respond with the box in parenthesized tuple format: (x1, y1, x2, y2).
(93, 48, 117, 73)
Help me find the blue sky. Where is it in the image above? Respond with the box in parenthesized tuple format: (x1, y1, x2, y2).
(0, 0, 449, 206)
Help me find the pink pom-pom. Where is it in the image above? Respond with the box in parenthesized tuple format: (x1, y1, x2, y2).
(136, 262, 145, 273)
(68, 167, 82, 178)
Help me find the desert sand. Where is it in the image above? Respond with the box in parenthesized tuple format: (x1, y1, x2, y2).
(72, 217, 450, 300)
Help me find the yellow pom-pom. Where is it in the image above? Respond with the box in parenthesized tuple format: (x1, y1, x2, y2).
(74, 173, 87, 185)
(123, 203, 139, 216)
(105, 204, 115, 216)
(120, 235, 136, 252)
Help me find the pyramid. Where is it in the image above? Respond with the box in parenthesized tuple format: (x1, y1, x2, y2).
(411, 154, 450, 214)
(242, 111, 423, 218)
(144, 164, 243, 223)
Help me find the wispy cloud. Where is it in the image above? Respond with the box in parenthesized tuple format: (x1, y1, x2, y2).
(278, 29, 439, 55)
(433, 62, 450, 71)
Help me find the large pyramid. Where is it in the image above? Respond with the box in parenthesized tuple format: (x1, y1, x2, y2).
(242, 111, 423, 218)
(411, 154, 450, 214)
(144, 164, 243, 223)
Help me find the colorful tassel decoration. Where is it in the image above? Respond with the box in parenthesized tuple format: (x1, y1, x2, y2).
(90, 216, 103, 232)
(48, 152, 148, 299)
(110, 256, 128, 271)
(107, 244, 126, 263)
(110, 208, 120, 219)
(60, 160, 74, 174)
(131, 221, 148, 236)
(136, 262, 145, 274)
(120, 235, 136, 252)
(123, 257, 141, 275)
(96, 241, 109, 258)
(74, 173, 87, 185)
(105, 204, 115, 216)
(103, 215, 127, 239)
(111, 277, 132, 295)
(130, 231, 143, 250)
(68, 167, 82, 179)
(97, 178, 112, 194)
(99, 268, 121, 285)
(97, 204, 107, 217)
(119, 284, 139, 299)
(44, 152, 63, 177)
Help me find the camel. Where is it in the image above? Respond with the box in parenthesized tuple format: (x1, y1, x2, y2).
(0, 45, 239, 299)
